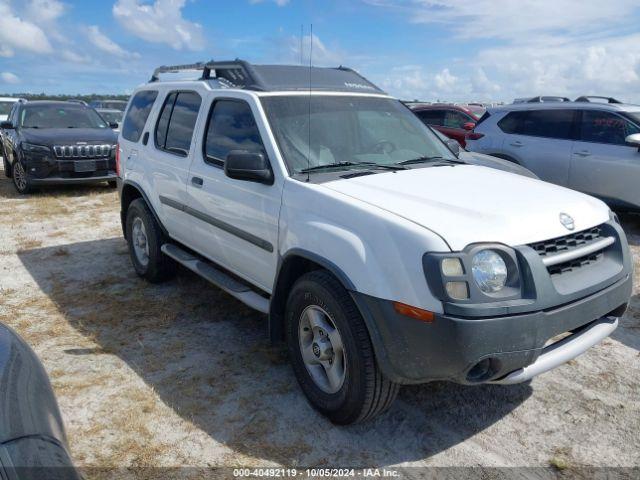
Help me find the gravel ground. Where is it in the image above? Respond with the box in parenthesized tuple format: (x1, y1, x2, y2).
(0, 169, 638, 478)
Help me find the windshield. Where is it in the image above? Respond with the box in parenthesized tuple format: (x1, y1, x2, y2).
(20, 105, 108, 129)
(98, 110, 123, 123)
(0, 101, 15, 116)
(261, 95, 455, 174)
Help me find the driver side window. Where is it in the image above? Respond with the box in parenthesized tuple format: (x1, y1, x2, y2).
(203, 99, 266, 167)
(580, 110, 640, 146)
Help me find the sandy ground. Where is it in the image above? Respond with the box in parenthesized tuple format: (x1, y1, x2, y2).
(0, 167, 638, 477)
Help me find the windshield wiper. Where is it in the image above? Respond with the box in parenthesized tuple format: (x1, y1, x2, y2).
(299, 161, 407, 174)
(397, 156, 465, 166)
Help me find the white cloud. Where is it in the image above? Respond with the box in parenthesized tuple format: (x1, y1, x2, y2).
(86, 25, 139, 59)
(367, 0, 640, 102)
(113, 0, 205, 51)
(1, 72, 20, 84)
(0, 2, 53, 56)
(250, 0, 290, 6)
(24, 0, 66, 24)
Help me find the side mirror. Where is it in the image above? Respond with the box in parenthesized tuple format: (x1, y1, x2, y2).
(0, 121, 14, 129)
(109, 122, 119, 129)
(462, 122, 475, 131)
(445, 138, 461, 157)
(225, 150, 273, 185)
(625, 133, 640, 149)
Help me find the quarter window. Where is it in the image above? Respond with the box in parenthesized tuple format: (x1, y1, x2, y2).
(203, 99, 266, 165)
(154, 91, 201, 157)
(122, 90, 158, 142)
(579, 110, 640, 146)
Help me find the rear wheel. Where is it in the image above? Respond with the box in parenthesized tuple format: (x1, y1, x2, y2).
(286, 270, 399, 424)
(125, 198, 175, 283)
(12, 161, 31, 194)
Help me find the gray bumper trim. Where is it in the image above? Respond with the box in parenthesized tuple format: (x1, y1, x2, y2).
(491, 316, 618, 385)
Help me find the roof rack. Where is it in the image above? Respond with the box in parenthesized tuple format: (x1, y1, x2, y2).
(149, 59, 385, 94)
(575, 96, 622, 104)
(526, 96, 571, 103)
(150, 59, 265, 89)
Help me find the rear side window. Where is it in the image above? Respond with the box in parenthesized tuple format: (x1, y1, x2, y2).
(520, 109, 575, 140)
(579, 110, 640, 146)
(203, 99, 265, 166)
(154, 91, 202, 157)
(122, 90, 158, 142)
(415, 110, 445, 126)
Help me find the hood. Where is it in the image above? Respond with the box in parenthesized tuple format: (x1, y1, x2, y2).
(21, 128, 117, 146)
(322, 165, 610, 251)
(459, 151, 538, 179)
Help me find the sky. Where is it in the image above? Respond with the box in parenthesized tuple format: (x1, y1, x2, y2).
(0, 0, 639, 103)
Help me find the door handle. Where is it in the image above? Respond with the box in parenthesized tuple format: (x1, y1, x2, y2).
(509, 141, 524, 147)
(191, 176, 204, 187)
(573, 150, 591, 157)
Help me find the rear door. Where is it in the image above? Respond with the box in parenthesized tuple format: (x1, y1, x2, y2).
(145, 90, 203, 244)
(185, 94, 282, 292)
(498, 109, 576, 186)
(569, 109, 640, 208)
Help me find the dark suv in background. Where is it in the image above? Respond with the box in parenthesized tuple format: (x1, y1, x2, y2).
(1, 101, 118, 193)
(408, 103, 485, 147)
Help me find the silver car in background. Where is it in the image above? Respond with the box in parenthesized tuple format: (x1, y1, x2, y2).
(466, 98, 640, 211)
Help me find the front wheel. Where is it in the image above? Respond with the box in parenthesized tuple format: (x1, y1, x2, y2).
(12, 161, 31, 194)
(286, 270, 399, 424)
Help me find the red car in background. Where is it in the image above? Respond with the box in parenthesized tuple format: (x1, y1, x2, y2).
(408, 103, 485, 147)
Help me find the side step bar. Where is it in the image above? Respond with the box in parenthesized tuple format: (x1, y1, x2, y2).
(161, 244, 269, 314)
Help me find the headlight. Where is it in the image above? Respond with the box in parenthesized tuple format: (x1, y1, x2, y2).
(471, 250, 508, 293)
(22, 142, 51, 154)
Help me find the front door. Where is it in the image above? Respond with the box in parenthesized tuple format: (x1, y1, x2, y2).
(570, 109, 640, 209)
(186, 95, 282, 292)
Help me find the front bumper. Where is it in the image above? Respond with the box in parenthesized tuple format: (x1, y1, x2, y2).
(352, 271, 631, 385)
(23, 154, 116, 185)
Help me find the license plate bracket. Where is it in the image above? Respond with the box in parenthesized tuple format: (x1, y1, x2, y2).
(74, 160, 96, 172)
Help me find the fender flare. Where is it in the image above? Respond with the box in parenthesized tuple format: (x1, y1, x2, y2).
(120, 180, 169, 239)
(269, 248, 356, 343)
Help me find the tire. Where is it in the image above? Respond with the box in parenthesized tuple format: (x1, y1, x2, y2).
(125, 198, 175, 283)
(286, 270, 399, 424)
(107, 180, 117, 188)
(12, 160, 31, 194)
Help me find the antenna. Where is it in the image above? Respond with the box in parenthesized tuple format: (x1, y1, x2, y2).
(306, 24, 313, 183)
(300, 25, 304, 65)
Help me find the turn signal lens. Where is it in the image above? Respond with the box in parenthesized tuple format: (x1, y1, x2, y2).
(441, 257, 464, 276)
(393, 302, 434, 323)
(446, 281, 469, 300)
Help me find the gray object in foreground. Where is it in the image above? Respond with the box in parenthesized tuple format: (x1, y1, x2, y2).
(0, 323, 80, 479)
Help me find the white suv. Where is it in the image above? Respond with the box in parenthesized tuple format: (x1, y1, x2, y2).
(117, 61, 632, 424)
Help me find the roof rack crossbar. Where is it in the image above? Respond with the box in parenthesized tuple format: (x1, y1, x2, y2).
(575, 95, 622, 104)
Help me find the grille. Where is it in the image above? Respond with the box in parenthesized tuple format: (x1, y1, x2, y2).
(53, 144, 113, 159)
(529, 225, 610, 276)
(530, 226, 602, 257)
